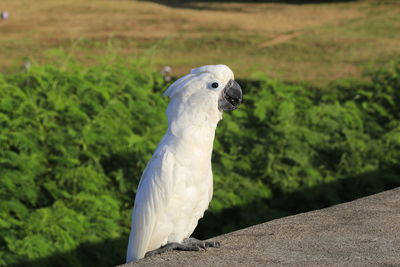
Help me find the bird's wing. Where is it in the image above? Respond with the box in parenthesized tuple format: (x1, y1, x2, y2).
(126, 146, 176, 262)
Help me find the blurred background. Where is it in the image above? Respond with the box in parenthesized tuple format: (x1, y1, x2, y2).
(0, 0, 399, 266)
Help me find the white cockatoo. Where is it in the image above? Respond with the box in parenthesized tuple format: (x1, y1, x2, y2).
(126, 64, 243, 262)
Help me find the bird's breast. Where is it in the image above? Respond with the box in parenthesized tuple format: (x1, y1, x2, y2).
(149, 127, 216, 246)
(165, 162, 212, 241)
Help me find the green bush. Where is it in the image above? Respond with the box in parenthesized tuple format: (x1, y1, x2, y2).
(0, 54, 167, 266)
(0, 54, 399, 266)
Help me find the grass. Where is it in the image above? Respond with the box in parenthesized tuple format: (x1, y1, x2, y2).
(0, 0, 399, 85)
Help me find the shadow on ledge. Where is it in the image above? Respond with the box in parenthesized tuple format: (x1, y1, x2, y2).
(138, 0, 358, 10)
(10, 166, 400, 267)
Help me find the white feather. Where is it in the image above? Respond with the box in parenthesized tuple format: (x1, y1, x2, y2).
(126, 64, 235, 262)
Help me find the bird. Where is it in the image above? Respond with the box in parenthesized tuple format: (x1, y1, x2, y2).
(126, 64, 243, 262)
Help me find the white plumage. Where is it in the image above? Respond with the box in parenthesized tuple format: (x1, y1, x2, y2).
(126, 65, 242, 262)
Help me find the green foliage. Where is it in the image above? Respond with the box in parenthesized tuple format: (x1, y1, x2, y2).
(0, 54, 167, 266)
(0, 54, 399, 266)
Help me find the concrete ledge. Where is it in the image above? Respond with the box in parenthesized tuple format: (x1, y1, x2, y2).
(120, 187, 400, 266)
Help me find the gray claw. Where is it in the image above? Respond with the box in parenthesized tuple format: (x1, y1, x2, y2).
(145, 237, 221, 258)
(206, 241, 220, 248)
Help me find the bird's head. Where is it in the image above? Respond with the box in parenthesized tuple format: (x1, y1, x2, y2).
(164, 64, 242, 114)
(163, 65, 242, 136)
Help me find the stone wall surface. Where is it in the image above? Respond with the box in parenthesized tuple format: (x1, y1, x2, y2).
(119, 187, 400, 267)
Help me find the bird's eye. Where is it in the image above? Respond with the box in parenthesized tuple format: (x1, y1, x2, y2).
(209, 81, 220, 89)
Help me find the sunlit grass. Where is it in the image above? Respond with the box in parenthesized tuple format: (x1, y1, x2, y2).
(0, 0, 399, 85)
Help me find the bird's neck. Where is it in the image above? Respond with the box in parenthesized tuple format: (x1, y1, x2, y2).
(169, 120, 218, 146)
(164, 98, 223, 162)
(168, 108, 221, 139)
(163, 111, 221, 166)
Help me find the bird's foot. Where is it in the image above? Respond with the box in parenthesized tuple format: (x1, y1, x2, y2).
(182, 237, 220, 249)
(145, 238, 220, 258)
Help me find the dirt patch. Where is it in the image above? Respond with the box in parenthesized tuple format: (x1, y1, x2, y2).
(258, 31, 303, 48)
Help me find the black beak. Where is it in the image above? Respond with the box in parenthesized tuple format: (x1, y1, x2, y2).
(218, 80, 243, 111)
